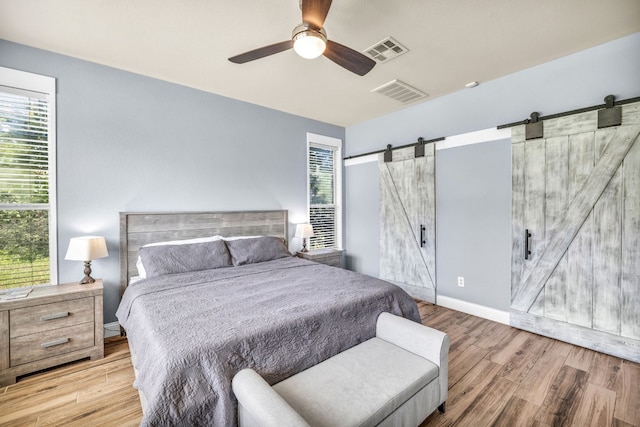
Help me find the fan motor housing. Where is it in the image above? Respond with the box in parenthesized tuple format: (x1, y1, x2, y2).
(292, 23, 327, 41)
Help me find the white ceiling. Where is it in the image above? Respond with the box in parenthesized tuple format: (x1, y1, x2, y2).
(1, 0, 639, 127)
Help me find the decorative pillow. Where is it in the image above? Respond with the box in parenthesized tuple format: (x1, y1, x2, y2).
(136, 235, 223, 278)
(225, 236, 291, 266)
(139, 239, 231, 278)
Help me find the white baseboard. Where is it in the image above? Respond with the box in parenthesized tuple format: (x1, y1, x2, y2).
(104, 321, 121, 338)
(436, 295, 510, 325)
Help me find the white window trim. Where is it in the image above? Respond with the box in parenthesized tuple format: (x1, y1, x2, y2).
(306, 132, 343, 249)
(0, 66, 58, 284)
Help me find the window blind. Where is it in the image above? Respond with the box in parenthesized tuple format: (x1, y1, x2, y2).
(309, 144, 337, 249)
(0, 89, 51, 288)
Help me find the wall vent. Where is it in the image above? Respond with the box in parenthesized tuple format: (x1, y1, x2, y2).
(371, 79, 428, 104)
(363, 37, 408, 63)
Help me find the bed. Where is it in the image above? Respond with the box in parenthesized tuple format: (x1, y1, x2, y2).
(116, 210, 421, 426)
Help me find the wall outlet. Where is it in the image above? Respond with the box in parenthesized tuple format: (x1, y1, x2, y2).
(457, 276, 465, 287)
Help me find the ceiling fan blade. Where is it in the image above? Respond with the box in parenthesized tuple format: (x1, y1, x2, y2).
(228, 40, 293, 64)
(323, 40, 375, 76)
(301, 0, 333, 29)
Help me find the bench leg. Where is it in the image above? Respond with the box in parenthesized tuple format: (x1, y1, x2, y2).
(438, 402, 446, 413)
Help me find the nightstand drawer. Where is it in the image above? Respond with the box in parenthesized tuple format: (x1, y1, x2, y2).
(10, 322, 95, 366)
(10, 297, 94, 338)
(316, 254, 342, 267)
(296, 249, 344, 268)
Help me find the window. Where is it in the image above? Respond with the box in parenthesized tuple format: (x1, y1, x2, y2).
(0, 67, 56, 289)
(307, 133, 342, 250)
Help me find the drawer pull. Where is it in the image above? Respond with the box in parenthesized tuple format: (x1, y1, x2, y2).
(41, 338, 70, 348)
(40, 311, 69, 321)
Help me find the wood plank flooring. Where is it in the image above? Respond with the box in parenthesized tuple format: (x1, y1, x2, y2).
(417, 301, 639, 427)
(0, 302, 638, 426)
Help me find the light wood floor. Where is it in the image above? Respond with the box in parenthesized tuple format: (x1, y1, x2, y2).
(1, 302, 638, 426)
(417, 302, 639, 427)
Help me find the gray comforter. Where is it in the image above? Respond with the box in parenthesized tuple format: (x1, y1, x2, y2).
(116, 256, 420, 426)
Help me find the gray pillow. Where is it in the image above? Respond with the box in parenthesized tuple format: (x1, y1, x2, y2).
(225, 236, 291, 266)
(139, 239, 232, 278)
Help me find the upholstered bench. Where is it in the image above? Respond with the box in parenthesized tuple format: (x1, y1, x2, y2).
(232, 312, 450, 427)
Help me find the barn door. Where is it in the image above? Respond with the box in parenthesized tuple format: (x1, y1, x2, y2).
(379, 144, 436, 303)
(511, 101, 640, 362)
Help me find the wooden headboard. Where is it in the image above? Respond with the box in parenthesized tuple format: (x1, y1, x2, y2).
(119, 210, 288, 296)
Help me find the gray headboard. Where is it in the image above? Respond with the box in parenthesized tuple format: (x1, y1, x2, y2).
(119, 210, 288, 296)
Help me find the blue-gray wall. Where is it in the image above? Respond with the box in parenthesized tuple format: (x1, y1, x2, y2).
(435, 139, 512, 310)
(344, 32, 640, 312)
(2, 31, 639, 321)
(0, 39, 344, 323)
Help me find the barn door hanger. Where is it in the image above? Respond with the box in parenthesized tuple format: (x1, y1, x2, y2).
(597, 95, 622, 129)
(415, 137, 426, 158)
(525, 112, 543, 140)
(384, 144, 393, 162)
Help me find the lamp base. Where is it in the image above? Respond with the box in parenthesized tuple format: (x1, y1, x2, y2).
(80, 275, 96, 285)
(301, 237, 309, 252)
(79, 260, 96, 285)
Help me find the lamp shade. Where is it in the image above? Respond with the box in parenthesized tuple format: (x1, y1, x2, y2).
(295, 223, 315, 239)
(65, 236, 109, 261)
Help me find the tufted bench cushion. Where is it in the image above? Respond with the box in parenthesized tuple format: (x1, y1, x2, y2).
(273, 337, 439, 426)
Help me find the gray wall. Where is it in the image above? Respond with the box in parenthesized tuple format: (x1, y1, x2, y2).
(344, 32, 640, 311)
(2, 32, 639, 320)
(435, 139, 512, 310)
(344, 160, 379, 273)
(0, 39, 344, 323)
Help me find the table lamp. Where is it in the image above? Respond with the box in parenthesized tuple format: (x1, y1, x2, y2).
(65, 236, 108, 284)
(295, 223, 314, 252)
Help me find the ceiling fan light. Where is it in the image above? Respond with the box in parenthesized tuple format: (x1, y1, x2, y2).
(293, 30, 326, 59)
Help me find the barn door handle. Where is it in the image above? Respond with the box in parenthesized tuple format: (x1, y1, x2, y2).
(525, 229, 532, 260)
(420, 225, 426, 248)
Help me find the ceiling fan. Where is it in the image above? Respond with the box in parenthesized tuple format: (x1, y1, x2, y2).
(228, 0, 376, 76)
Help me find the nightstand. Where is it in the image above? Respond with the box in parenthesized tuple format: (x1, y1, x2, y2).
(0, 280, 104, 386)
(296, 248, 344, 268)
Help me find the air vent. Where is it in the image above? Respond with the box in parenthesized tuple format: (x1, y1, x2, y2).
(371, 80, 428, 104)
(363, 37, 408, 63)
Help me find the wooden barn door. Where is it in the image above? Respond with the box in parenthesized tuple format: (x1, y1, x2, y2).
(511, 102, 640, 362)
(379, 144, 436, 303)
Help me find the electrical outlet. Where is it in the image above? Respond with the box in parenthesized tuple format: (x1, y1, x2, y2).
(457, 276, 465, 287)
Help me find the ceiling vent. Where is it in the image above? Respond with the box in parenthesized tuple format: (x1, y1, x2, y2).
(363, 37, 408, 63)
(371, 79, 428, 104)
